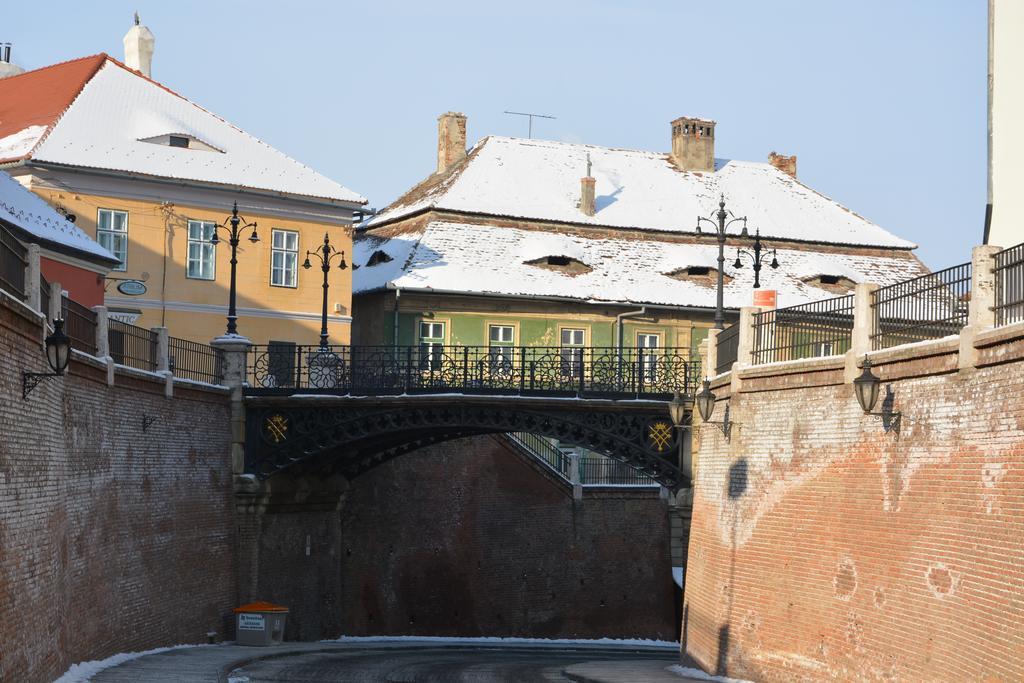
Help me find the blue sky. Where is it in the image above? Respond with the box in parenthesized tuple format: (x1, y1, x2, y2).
(6, 1, 986, 268)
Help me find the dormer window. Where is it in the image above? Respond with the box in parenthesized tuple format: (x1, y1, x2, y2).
(139, 133, 222, 153)
(524, 255, 592, 276)
(803, 274, 857, 293)
(664, 266, 732, 285)
(366, 250, 393, 267)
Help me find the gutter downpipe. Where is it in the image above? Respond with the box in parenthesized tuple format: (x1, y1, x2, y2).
(392, 286, 401, 350)
(616, 306, 646, 384)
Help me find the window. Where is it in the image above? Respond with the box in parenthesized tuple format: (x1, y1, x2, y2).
(419, 321, 445, 371)
(271, 229, 299, 287)
(267, 340, 297, 388)
(560, 328, 585, 378)
(169, 135, 190, 148)
(186, 220, 216, 280)
(488, 325, 515, 373)
(366, 250, 393, 266)
(97, 209, 128, 271)
(816, 341, 835, 357)
(637, 333, 660, 382)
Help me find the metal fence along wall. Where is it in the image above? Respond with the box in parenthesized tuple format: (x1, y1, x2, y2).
(994, 242, 1024, 326)
(871, 262, 972, 350)
(715, 323, 740, 375)
(62, 296, 97, 356)
(247, 345, 701, 398)
(169, 336, 223, 384)
(108, 319, 157, 371)
(0, 222, 26, 300)
(752, 295, 855, 365)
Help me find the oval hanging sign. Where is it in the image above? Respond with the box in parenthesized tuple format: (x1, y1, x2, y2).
(116, 280, 147, 296)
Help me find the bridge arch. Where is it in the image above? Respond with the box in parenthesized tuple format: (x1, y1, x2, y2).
(244, 396, 690, 490)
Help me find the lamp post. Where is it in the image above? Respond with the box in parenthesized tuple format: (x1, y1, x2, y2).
(668, 390, 690, 481)
(23, 318, 72, 399)
(694, 378, 733, 441)
(302, 232, 348, 347)
(697, 194, 748, 329)
(732, 227, 779, 289)
(210, 201, 259, 336)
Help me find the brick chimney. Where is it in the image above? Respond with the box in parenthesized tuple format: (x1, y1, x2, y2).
(768, 151, 797, 178)
(670, 116, 716, 172)
(580, 176, 596, 216)
(123, 13, 156, 78)
(437, 112, 467, 174)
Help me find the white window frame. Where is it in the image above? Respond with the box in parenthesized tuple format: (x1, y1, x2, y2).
(419, 321, 446, 371)
(186, 220, 217, 280)
(271, 229, 299, 288)
(488, 324, 515, 373)
(97, 208, 128, 272)
(560, 328, 585, 378)
(637, 333, 661, 382)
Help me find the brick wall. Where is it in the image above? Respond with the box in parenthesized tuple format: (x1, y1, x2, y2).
(0, 292, 234, 683)
(683, 335, 1024, 681)
(336, 435, 676, 640)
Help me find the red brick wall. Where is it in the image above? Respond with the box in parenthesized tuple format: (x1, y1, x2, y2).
(684, 345, 1024, 681)
(337, 435, 677, 640)
(0, 294, 234, 683)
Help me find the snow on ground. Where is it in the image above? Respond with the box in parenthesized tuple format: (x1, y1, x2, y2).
(52, 644, 212, 683)
(668, 664, 752, 682)
(327, 634, 679, 649)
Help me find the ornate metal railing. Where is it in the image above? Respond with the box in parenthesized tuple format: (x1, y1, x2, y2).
(62, 296, 97, 356)
(246, 345, 700, 398)
(39, 274, 50, 319)
(752, 294, 855, 364)
(994, 241, 1024, 326)
(871, 262, 971, 350)
(108, 319, 157, 371)
(0, 222, 27, 300)
(169, 335, 223, 384)
(715, 322, 740, 374)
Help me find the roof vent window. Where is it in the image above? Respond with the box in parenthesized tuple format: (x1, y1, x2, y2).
(139, 133, 222, 153)
(168, 135, 190, 148)
(664, 266, 732, 285)
(366, 250, 393, 267)
(524, 255, 593, 276)
(803, 274, 856, 293)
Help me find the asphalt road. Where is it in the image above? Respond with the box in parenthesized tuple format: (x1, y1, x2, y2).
(225, 646, 680, 682)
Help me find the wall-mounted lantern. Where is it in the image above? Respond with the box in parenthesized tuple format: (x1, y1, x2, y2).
(694, 379, 733, 441)
(853, 356, 902, 434)
(23, 318, 72, 399)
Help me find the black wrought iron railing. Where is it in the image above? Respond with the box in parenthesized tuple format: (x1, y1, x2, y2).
(169, 335, 223, 384)
(578, 456, 658, 486)
(715, 322, 740, 375)
(871, 262, 972, 350)
(246, 345, 700, 398)
(108, 319, 157, 371)
(39, 274, 50, 319)
(994, 241, 1024, 326)
(62, 296, 97, 356)
(752, 294, 855, 364)
(0, 222, 27, 300)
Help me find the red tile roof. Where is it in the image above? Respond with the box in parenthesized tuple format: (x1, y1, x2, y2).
(0, 54, 107, 160)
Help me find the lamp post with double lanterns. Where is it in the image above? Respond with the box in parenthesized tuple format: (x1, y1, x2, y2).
(732, 227, 779, 289)
(303, 232, 348, 348)
(696, 195, 748, 329)
(668, 391, 691, 481)
(210, 201, 259, 336)
(23, 318, 72, 399)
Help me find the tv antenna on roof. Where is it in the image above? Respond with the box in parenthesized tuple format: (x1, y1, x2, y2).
(504, 110, 556, 139)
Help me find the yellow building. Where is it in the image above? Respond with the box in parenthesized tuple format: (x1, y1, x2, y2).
(0, 22, 364, 346)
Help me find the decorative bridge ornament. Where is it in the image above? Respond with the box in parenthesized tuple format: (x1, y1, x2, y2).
(242, 345, 700, 490)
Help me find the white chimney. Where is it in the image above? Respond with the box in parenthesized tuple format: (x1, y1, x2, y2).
(0, 43, 25, 79)
(123, 13, 155, 78)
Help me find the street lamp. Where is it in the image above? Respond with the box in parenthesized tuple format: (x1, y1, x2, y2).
(303, 231, 348, 347)
(697, 194, 748, 329)
(23, 318, 72, 399)
(668, 391, 691, 481)
(853, 356, 903, 434)
(694, 379, 733, 441)
(210, 201, 259, 336)
(732, 227, 779, 289)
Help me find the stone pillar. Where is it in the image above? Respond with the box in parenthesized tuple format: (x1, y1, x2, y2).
(152, 326, 171, 396)
(960, 245, 1002, 370)
(570, 451, 582, 501)
(92, 305, 115, 386)
(48, 282, 62, 324)
(846, 283, 879, 382)
(735, 306, 759, 367)
(25, 244, 40, 313)
(704, 329, 720, 380)
(211, 334, 253, 476)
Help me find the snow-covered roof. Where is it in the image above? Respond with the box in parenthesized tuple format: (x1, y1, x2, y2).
(353, 221, 928, 310)
(365, 136, 914, 250)
(0, 171, 116, 264)
(0, 55, 365, 204)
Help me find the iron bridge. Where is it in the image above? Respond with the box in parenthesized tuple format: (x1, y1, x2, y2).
(243, 345, 699, 489)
